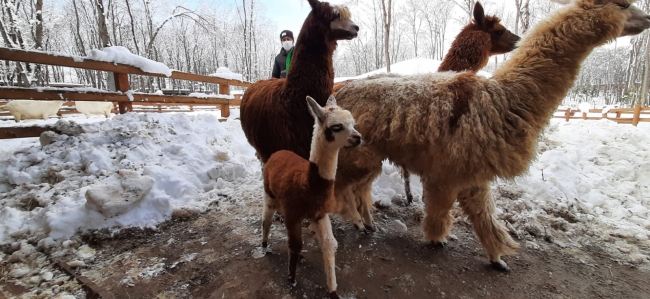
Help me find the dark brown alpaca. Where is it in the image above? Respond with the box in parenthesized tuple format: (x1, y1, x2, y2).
(400, 1, 520, 205)
(240, 0, 358, 164)
(262, 95, 362, 299)
(438, 2, 520, 73)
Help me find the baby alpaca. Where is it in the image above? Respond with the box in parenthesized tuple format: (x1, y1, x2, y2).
(262, 95, 361, 299)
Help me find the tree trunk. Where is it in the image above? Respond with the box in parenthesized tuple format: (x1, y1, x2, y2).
(640, 34, 650, 105)
(381, 0, 392, 73)
(94, 0, 111, 47)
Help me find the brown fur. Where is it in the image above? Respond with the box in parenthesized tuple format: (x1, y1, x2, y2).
(333, 0, 650, 270)
(438, 2, 520, 73)
(240, 0, 358, 164)
(261, 96, 361, 298)
(264, 157, 335, 220)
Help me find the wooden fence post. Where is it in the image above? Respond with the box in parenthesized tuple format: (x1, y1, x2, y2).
(114, 73, 132, 114)
(219, 83, 230, 117)
(565, 108, 571, 122)
(632, 104, 642, 126)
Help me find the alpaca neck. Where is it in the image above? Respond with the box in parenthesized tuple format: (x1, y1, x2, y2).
(285, 20, 336, 105)
(492, 6, 621, 123)
(309, 132, 339, 181)
(438, 29, 490, 72)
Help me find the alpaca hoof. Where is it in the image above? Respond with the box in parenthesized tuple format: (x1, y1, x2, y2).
(491, 260, 511, 272)
(363, 223, 376, 232)
(262, 241, 268, 248)
(288, 277, 297, 287)
(352, 222, 366, 233)
(329, 291, 340, 299)
(427, 240, 447, 249)
(299, 255, 306, 263)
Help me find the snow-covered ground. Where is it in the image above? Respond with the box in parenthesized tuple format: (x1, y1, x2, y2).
(1, 110, 648, 268)
(334, 58, 493, 83)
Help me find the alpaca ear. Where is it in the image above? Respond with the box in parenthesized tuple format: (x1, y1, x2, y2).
(306, 96, 325, 123)
(307, 0, 320, 9)
(473, 2, 485, 28)
(326, 94, 337, 106)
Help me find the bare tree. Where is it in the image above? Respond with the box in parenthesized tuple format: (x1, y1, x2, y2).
(403, 0, 423, 57)
(380, 0, 392, 72)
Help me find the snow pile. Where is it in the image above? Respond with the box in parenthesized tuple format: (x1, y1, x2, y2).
(209, 67, 244, 81)
(334, 58, 493, 83)
(495, 119, 650, 260)
(578, 102, 592, 114)
(87, 46, 172, 77)
(0, 113, 260, 244)
(187, 92, 235, 100)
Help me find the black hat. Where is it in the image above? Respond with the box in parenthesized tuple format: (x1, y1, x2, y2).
(280, 30, 294, 41)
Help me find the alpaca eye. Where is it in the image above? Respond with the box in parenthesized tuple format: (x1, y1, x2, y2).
(495, 30, 504, 36)
(617, 3, 630, 9)
(330, 124, 343, 132)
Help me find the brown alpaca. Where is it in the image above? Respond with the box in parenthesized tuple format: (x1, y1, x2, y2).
(332, 0, 650, 271)
(240, 0, 368, 232)
(262, 95, 361, 299)
(438, 2, 520, 73)
(240, 0, 364, 230)
(399, 1, 521, 205)
(240, 0, 358, 163)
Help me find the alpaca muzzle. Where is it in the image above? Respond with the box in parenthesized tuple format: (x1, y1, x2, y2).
(347, 134, 362, 147)
(330, 19, 359, 40)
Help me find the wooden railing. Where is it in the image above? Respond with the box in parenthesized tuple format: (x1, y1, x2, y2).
(554, 104, 650, 126)
(0, 47, 250, 117)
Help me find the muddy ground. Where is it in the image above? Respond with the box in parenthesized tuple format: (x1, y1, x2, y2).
(1, 199, 649, 299)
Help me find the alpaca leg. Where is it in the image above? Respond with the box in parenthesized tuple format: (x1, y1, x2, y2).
(421, 183, 457, 245)
(400, 166, 414, 205)
(285, 218, 303, 286)
(311, 215, 339, 299)
(340, 187, 366, 232)
(457, 183, 519, 272)
(354, 181, 375, 231)
(261, 199, 276, 248)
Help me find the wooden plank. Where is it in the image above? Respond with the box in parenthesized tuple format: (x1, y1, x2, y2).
(0, 47, 251, 87)
(0, 88, 232, 105)
(564, 108, 571, 122)
(114, 73, 132, 114)
(632, 104, 642, 126)
(0, 126, 61, 139)
(55, 260, 115, 299)
(219, 84, 230, 117)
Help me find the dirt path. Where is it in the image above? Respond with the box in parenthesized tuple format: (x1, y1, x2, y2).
(3, 200, 647, 299)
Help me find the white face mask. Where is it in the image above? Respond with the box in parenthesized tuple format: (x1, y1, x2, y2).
(282, 40, 294, 51)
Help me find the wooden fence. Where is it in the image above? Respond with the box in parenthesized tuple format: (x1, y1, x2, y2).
(0, 47, 251, 138)
(554, 104, 650, 126)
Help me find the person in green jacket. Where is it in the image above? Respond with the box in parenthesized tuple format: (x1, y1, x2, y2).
(272, 30, 294, 79)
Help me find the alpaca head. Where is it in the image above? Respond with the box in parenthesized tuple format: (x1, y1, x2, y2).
(472, 2, 520, 55)
(306, 0, 359, 41)
(305, 95, 362, 149)
(552, 0, 650, 38)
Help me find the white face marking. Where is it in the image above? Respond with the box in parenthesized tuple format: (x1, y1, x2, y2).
(323, 107, 361, 148)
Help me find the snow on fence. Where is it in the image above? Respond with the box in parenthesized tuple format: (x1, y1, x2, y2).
(0, 47, 251, 138)
(554, 105, 650, 126)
